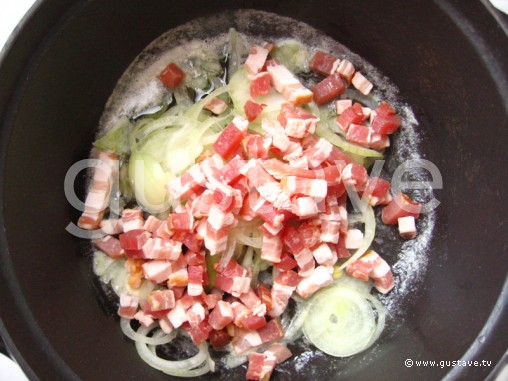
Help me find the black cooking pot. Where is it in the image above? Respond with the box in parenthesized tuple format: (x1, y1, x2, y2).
(1, 1, 507, 380)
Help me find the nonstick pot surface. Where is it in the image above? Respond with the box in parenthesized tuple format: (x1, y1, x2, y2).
(0, 1, 507, 380)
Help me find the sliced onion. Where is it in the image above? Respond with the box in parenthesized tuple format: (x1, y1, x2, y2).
(339, 204, 376, 270)
(120, 318, 176, 345)
(224, 353, 248, 369)
(134, 326, 212, 377)
(303, 286, 385, 357)
(282, 303, 308, 343)
(217, 237, 236, 271)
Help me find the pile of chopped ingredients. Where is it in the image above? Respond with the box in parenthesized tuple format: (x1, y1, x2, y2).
(77, 30, 423, 380)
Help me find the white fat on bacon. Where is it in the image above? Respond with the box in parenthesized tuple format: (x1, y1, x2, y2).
(398, 216, 417, 239)
(296, 265, 333, 298)
(266, 62, 313, 105)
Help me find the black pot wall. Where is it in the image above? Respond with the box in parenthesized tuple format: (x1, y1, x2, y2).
(0, 1, 507, 380)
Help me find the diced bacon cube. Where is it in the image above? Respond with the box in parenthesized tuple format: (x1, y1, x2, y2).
(185, 319, 213, 346)
(240, 288, 265, 316)
(293, 248, 315, 277)
(119, 229, 151, 258)
(118, 293, 138, 319)
(273, 251, 298, 271)
(336, 103, 367, 132)
(310, 50, 340, 76)
(261, 119, 290, 152)
(93, 235, 124, 259)
(143, 215, 163, 233)
(351, 72, 373, 95)
(242, 134, 272, 159)
(281, 227, 307, 255)
(232, 302, 267, 330)
(231, 276, 252, 296)
(345, 229, 364, 249)
(285, 117, 318, 139)
(302, 136, 333, 169)
(240, 159, 277, 189)
(261, 233, 282, 263)
(245, 45, 270, 76)
(187, 265, 205, 296)
(214, 259, 248, 293)
(122, 209, 144, 232)
(381, 193, 422, 225)
(100, 218, 123, 235)
(253, 200, 285, 228)
(142, 260, 172, 283)
(209, 300, 235, 330)
(265, 343, 292, 364)
(134, 310, 154, 327)
(371, 102, 401, 135)
(282, 176, 327, 199)
(361, 177, 392, 206)
(336, 99, 353, 115)
(398, 216, 417, 239)
(296, 265, 333, 298)
(167, 304, 188, 328)
(346, 124, 373, 147)
(144, 238, 182, 260)
(257, 319, 284, 343)
(167, 163, 206, 200)
(204, 292, 223, 310)
(320, 220, 341, 243)
(246, 352, 266, 381)
(148, 290, 176, 311)
(187, 303, 206, 327)
(250, 71, 271, 98)
(266, 61, 313, 105)
(159, 63, 185, 89)
(347, 250, 394, 294)
(336, 59, 355, 81)
(244, 100, 266, 122)
(312, 242, 334, 264)
(167, 267, 189, 287)
(168, 211, 194, 231)
(207, 205, 235, 230)
(204, 222, 230, 255)
(212, 116, 249, 160)
(291, 196, 318, 217)
(311, 73, 345, 105)
(341, 163, 369, 187)
(369, 133, 391, 150)
(204, 97, 228, 115)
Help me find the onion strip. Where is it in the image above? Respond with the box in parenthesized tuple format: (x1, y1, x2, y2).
(120, 318, 176, 345)
(134, 326, 212, 377)
(339, 204, 376, 270)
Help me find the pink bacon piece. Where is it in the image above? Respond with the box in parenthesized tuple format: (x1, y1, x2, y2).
(100, 218, 123, 235)
(245, 45, 270, 76)
(243, 134, 272, 159)
(261, 232, 282, 263)
(122, 209, 144, 232)
(118, 293, 138, 319)
(204, 97, 228, 115)
(209, 300, 235, 330)
(281, 176, 328, 200)
(93, 235, 124, 259)
(250, 71, 271, 98)
(148, 289, 176, 311)
(346, 250, 395, 294)
(351, 71, 373, 95)
(166, 162, 206, 200)
(310, 50, 340, 76)
(296, 265, 333, 298)
(266, 60, 313, 106)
